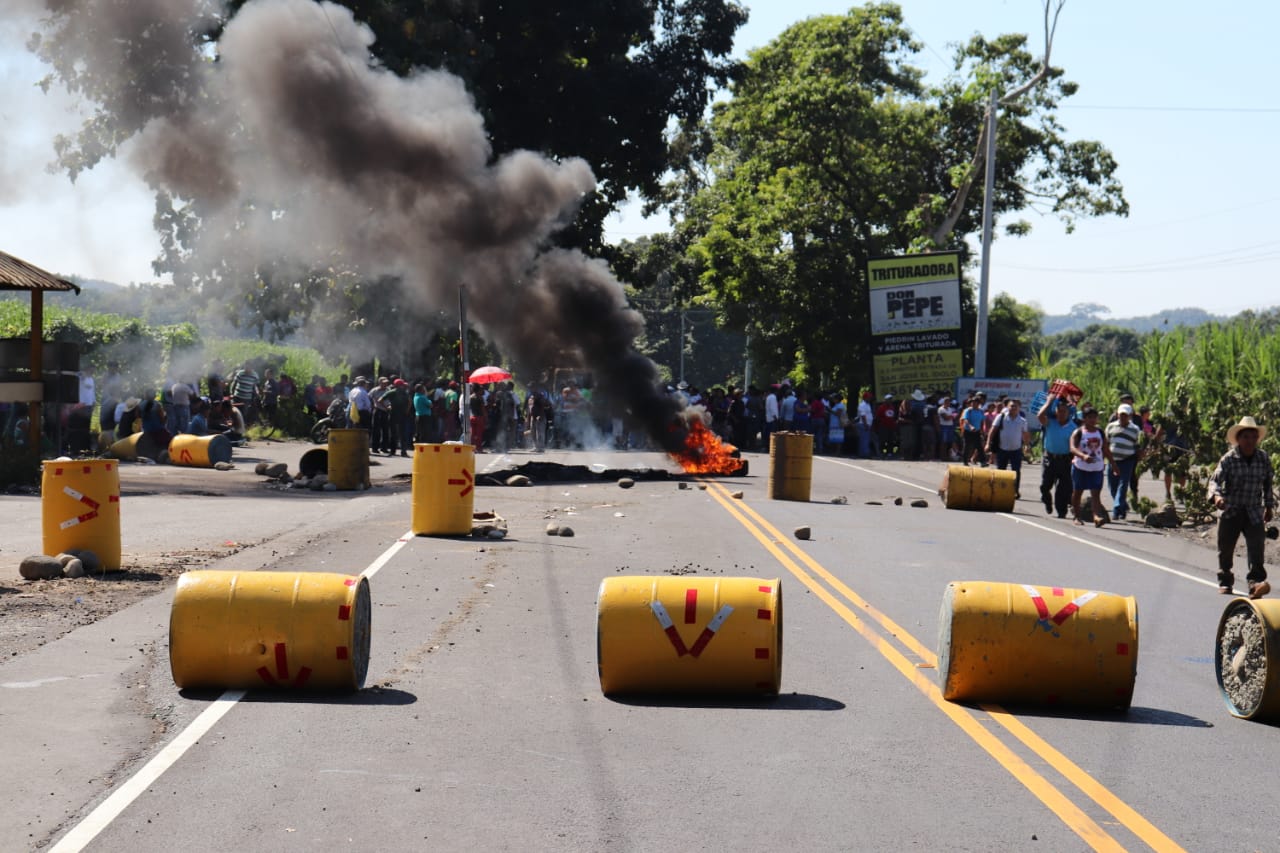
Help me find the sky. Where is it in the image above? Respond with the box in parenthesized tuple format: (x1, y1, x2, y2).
(1, 1, 1278, 319)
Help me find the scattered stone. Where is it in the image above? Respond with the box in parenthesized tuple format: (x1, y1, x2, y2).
(157, 450, 170, 465)
(68, 549, 102, 575)
(322, 482, 338, 491)
(893, 497, 903, 506)
(794, 526, 811, 541)
(1145, 504, 1182, 529)
(831, 496, 848, 505)
(617, 477, 635, 489)
(56, 553, 76, 567)
(506, 474, 533, 487)
(255, 462, 270, 475)
(697, 484, 708, 491)
(213, 461, 235, 471)
(487, 529, 507, 540)
(279, 472, 293, 484)
(865, 500, 883, 506)
(910, 499, 929, 508)
(309, 478, 326, 491)
(557, 526, 575, 538)
(64, 558, 85, 578)
(731, 491, 744, 500)
(678, 482, 690, 490)
(264, 462, 289, 479)
(20, 555, 63, 581)
(546, 523, 561, 536)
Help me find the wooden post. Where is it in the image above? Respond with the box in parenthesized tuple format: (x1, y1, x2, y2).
(29, 290, 42, 452)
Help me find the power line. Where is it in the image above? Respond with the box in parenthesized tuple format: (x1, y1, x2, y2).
(1062, 104, 1280, 114)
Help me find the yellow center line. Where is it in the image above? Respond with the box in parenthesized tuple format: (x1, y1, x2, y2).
(701, 479, 1185, 853)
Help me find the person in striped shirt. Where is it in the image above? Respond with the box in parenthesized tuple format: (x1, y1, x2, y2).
(1104, 404, 1143, 521)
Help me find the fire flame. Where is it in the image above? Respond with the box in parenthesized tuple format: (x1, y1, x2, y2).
(673, 419, 744, 475)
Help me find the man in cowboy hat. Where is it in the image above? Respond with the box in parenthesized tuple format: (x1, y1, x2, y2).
(1209, 416, 1275, 598)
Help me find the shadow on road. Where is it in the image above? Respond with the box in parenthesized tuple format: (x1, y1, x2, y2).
(181, 685, 418, 706)
(606, 692, 845, 711)
(987, 704, 1213, 728)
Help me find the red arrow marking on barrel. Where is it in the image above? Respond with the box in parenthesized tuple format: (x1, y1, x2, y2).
(255, 643, 314, 688)
(179, 449, 194, 463)
(447, 468, 474, 498)
(58, 486, 102, 529)
(651, 601, 735, 658)
(1022, 585, 1100, 626)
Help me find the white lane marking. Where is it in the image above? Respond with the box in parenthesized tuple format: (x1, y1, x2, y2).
(820, 456, 936, 494)
(818, 457, 1223, 591)
(49, 529, 416, 852)
(998, 513, 1221, 590)
(2, 676, 70, 689)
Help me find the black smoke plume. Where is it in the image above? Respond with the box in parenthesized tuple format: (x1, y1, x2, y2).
(31, 0, 686, 449)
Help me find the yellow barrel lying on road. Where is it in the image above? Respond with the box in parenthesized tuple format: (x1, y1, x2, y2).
(767, 431, 812, 502)
(108, 432, 163, 462)
(327, 428, 370, 490)
(411, 443, 475, 536)
(937, 580, 1138, 709)
(41, 459, 122, 571)
(169, 571, 371, 691)
(168, 433, 233, 467)
(597, 576, 781, 695)
(940, 465, 1016, 512)
(1216, 598, 1280, 720)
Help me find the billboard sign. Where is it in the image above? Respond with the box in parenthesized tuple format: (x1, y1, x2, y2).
(867, 252, 963, 399)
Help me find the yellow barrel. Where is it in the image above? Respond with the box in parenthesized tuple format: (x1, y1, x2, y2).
(767, 431, 812, 502)
(169, 570, 371, 691)
(108, 432, 164, 461)
(1216, 598, 1280, 720)
(168, 433, 233, 467)
(940, 465, 1016, 512)
(597, 575, 782, 695)
(937, 580, 1138, 709)
(327, 428, 370, 490)
(41, 460, 122, 572)
(411, 443, 476, 535)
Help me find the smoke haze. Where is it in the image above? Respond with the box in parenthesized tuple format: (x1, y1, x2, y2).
(28, 0, 684, 447)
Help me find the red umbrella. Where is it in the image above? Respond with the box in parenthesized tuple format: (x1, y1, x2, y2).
(467, 365, 512, 384)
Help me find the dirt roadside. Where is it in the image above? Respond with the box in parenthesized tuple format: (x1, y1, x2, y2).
(0, 438, 414, 660)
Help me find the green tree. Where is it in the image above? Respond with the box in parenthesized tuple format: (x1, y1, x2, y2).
(679, 3, 1126, 385)
(985, 292, 1044, 376)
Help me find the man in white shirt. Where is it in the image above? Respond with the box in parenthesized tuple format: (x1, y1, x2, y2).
(987, 399, 1031, 498)
(764, 385, 780, 446)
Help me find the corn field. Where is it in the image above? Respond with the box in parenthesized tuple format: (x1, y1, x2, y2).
(1035, 318, 1280, 518)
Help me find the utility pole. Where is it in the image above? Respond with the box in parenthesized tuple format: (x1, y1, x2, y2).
(743, 331, 752, 388)
(459, 284, 469, 446)
(974, 88, 998, 379)
(679, 310, 686, 386)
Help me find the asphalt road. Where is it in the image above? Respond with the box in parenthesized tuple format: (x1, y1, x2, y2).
(5, 447, 1278, 852)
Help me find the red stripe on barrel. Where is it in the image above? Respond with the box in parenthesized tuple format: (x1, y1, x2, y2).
(336, 646, 349, 660)
(1051, 603, 1080, 626)
(338, 604, 352, 621)
(758, 585, 772, 593)
(757, 609, 772, 620)
(684, 589, 698, 624)
(274, 642, 289, 679)
(1052, 587, 1064, 596)
(755, 648, 770, 659)
(1116, 642, 1129, 656)
(689, 628, 716, 658)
